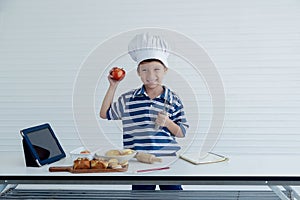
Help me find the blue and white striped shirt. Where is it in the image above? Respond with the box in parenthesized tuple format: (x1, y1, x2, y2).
(107, 85, 189, 156)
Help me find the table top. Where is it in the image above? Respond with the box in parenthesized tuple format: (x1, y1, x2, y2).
(1, 151, 300, 185)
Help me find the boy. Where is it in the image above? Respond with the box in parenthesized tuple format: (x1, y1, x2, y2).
(100, 33, 189, 190)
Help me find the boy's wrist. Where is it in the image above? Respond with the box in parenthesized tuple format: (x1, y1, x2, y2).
(165, 118, 172, 129)
(109, 83, 118, 90)
(166, 120, 183, 138)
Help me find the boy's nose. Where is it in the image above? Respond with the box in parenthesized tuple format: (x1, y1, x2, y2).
(147, 70, 156, 79)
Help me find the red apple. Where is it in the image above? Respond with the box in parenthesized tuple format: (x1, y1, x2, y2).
(110, 67, 126, 81)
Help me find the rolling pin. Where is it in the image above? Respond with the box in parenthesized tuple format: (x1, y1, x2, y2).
(135, 152, 162, 164)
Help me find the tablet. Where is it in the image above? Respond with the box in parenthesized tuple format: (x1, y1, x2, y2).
(20, 123, 66, 167)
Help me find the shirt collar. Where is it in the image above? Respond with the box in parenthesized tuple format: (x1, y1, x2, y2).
(132, 85, 147, 98)
(133, 85, 173, 104)
(160, 86, 173, 104)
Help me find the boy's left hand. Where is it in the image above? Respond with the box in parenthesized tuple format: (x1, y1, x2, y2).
(155, 111, 170, 128)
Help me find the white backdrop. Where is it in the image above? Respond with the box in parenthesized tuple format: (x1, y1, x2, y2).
(1, 0, 300, 162)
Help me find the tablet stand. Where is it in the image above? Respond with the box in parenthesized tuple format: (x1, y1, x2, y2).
(22, 138, 39, 167)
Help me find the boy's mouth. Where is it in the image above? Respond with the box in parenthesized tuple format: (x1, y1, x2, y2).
(147, 81, 156, 84)
(146, 79, 158, 84)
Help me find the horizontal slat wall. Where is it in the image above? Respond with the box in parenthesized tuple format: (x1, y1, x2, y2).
(0, 0, 300, 158)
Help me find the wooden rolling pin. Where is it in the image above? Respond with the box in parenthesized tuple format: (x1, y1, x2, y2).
(135, 152, 162, 164)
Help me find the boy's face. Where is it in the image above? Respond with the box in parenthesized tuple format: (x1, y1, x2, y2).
(137, 61, 167, 90)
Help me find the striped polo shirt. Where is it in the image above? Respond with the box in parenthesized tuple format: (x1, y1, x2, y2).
(107, 85, 189, 156)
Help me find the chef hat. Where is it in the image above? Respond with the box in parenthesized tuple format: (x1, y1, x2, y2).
(128, 33, 169, 68)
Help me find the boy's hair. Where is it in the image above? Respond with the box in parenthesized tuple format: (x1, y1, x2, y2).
(139, 58, 164, 66)
(138, 59, 167, 70)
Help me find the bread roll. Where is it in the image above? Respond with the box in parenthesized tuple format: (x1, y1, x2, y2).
(109, 162, 122, 169)
(105, 150, 121, 156)
(122, 149, 134, 155)
(108, 158, 119, 168)
(73, 158, 90, 169)
(80, 150, 91, 154)
(119, 160, 128, 167)
(91, 159, 108, 169)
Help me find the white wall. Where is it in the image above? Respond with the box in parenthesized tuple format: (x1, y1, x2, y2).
(1, 0, 300, 162)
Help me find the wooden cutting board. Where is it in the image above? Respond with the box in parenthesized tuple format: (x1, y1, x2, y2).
(49, 165, 128, 173)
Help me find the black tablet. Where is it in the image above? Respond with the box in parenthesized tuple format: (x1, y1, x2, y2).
(20, 123, 66, 167)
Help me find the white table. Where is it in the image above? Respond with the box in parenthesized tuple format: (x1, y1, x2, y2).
(1, 152, 300, 200)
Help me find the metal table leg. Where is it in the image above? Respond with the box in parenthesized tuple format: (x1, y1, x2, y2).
(283, 186, 300, 200)
(0, 183, 8, 194)
(0, 183, 18, 195)
(269, 185, 300, 200)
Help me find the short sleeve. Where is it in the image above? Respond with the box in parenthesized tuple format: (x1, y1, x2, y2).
(107, 95, 125, 120)
(171, 98, 189, 136)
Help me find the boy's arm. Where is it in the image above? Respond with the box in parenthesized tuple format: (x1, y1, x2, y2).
(166, 119, 185, 138)
(99, 84, 118, 119)
(156, 114, 185, 138)
(99, 72, 124, 119)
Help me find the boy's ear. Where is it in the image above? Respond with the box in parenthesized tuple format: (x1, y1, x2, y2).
(137, 67, 141, 76)
(164, 67, 168, 73)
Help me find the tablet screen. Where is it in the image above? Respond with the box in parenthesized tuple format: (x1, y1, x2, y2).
(21, 123, 66, 166)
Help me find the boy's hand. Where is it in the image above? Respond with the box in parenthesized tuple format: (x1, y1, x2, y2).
(108, 68, 125, 86)
(155, 111, 170, 128)
(110, 67, 125, 80)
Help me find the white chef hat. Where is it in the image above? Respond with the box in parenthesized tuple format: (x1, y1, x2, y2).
(128, 33, 169, 68)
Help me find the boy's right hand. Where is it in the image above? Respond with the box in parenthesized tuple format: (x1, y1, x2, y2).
(110, 67, 125, 80)
(108, 67, 125, 85)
